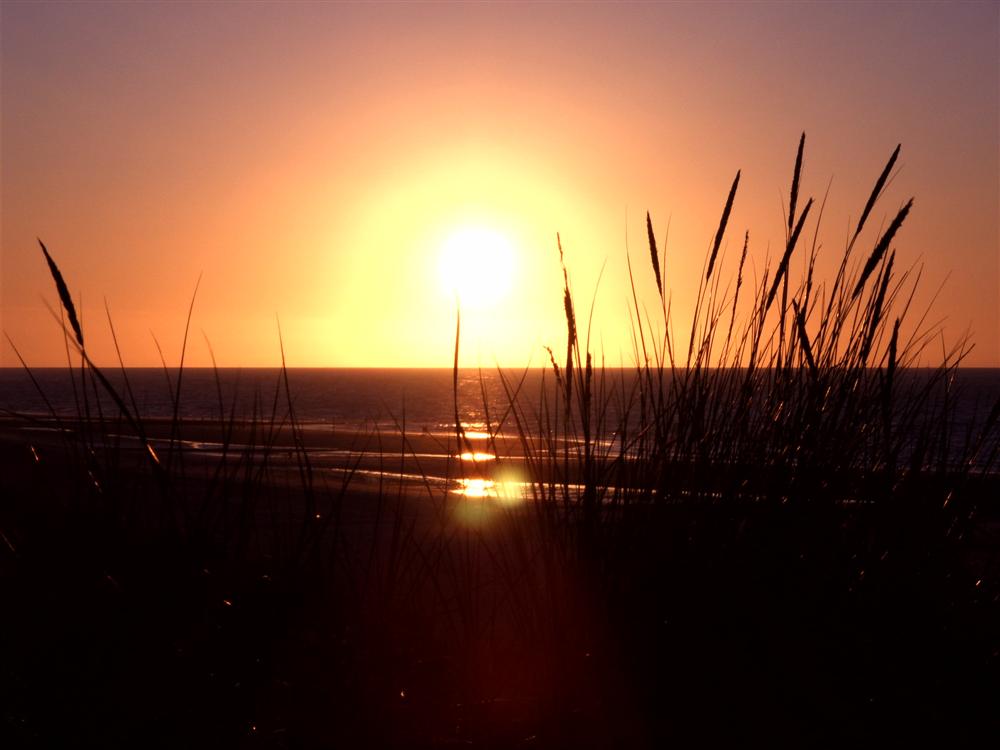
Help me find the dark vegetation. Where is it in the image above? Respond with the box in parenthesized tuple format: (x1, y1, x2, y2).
(2, 136, 999, 747)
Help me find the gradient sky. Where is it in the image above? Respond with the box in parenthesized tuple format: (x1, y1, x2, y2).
(2, 1, 997, 367)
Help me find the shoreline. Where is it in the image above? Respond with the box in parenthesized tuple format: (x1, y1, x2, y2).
(3, 404, 998, 746)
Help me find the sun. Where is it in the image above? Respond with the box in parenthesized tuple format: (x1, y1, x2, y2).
(438, 226, 515, 309)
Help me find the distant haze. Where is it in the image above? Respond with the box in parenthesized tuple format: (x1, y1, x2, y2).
(2, 1, 997, 367)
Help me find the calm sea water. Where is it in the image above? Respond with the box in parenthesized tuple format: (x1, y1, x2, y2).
(2, 367, 998, 430)
(2, 367, 999, 494)
(3, 368, 999, 484)
(0, 368, 539, 434)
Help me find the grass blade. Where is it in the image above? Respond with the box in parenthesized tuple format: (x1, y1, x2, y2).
(856, 144, 901, 241)
(792, 299, 817, 377)
(646, 211, 663, 298)
(766, 197, 813, 310)
(38, 239, 84, 348)
(852, 199, 912, 300)
(707, 170, 740, 282)
(789, 132, 805, 234)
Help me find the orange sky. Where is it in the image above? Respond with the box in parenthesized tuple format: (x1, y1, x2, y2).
(2, 2, 997, 367)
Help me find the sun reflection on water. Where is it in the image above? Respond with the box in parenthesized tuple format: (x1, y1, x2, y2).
(455, 478, 495, 497)
(459, 451, 496, 462)
(452, 471, 526, 504)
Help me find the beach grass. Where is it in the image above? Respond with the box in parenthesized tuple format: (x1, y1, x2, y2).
(2, 135, 999, 747)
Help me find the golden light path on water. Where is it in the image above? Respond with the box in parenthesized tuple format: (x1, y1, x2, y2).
(459, 452, 495, 462)
(455, 478, 495, 498)
(454, 477, 527, 502)
(452, 426, 526, 502)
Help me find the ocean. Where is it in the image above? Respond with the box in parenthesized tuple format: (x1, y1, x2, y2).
(2, 367, 999, 494)
(3, 367, 998, 427)
(1, 368, 541, 434)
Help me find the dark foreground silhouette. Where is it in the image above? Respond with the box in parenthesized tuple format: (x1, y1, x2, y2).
(5, 135, 999, 746)
(2, 419, 998, 748)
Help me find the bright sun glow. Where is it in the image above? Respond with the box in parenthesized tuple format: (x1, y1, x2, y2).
(438, 227, 515, 309)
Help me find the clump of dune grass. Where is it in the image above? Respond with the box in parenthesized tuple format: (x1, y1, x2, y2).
(485, 133, 1000, 742)
(502, 134, 996, 515)
(3, 133, 999, 747)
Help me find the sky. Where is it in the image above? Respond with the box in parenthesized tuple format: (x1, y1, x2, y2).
(2, 1, 997, 368)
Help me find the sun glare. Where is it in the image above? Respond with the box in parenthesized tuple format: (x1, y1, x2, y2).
(438, 227, 515, 309)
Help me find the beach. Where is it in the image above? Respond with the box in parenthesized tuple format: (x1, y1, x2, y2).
(3, 400, 999, 745)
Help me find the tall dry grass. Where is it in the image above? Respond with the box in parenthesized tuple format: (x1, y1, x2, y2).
(3, 134, 998, 747)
